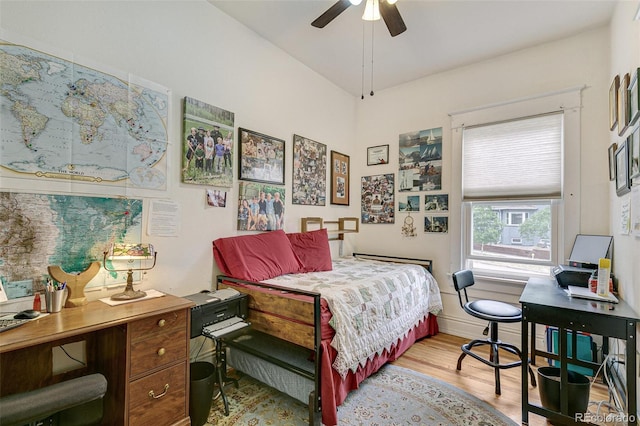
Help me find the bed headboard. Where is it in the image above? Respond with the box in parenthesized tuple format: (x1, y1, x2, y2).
(300, 217, 359, 241)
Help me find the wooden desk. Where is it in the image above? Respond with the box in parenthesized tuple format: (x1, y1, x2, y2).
(0, 294, 194, 425)
(520, 278, 639, 425)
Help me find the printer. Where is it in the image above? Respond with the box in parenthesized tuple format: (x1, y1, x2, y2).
(553, 234, 613, 288)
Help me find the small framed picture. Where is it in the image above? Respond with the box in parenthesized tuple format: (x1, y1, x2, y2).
(238, 128, 285, 185)
(615, 139, 631, 196)
(330, 151, 350, 205)
(610, 75, 620, 131)
(629, 68, 640, 127)
(630, 126, 639, 180)
(608, 142, 618, 181)
(367, 144, 389, 166)
(618, 73, 630, 136)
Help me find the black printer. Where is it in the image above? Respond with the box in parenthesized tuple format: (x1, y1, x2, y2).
(553, 234, 613, 288)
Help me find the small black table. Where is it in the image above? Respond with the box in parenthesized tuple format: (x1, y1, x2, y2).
(520, 277, 639, 425)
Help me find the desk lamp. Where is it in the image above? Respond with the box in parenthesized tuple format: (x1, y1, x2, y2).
(103, 243, 157, 301)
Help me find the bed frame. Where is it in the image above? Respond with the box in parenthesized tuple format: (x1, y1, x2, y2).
(216, 252, 434, 425)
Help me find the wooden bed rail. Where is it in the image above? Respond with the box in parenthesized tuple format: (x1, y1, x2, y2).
(352, 252, 433, 273)
(301, 217, 359, 241)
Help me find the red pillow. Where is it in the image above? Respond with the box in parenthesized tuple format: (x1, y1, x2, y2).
(286, 228, 332, 272)
(212, 230, 305, 281)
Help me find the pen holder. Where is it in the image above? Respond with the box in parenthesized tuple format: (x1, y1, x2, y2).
(45, 289, 66, 313)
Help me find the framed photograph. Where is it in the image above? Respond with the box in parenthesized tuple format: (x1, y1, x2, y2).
(608, 142, 618, 181)
(615, 140, 631, 196)
(630, 126, 639, 180)
(609, 75, 620, 131)
(398, 194, 419, 212)
(367, 144, 389, 166)
(629, 68, 640, 127)
(424, 215, 448, 233)
(361, 173, 395, 224)
(618, 73, 630, 136)
(292, 134, 327, 205)
(238, 182, 286, 231)
(182, 97, 234, 187)
(330, 151, 350, 205)
(238, 128, 285, 185)
(424, 194, 449, 212)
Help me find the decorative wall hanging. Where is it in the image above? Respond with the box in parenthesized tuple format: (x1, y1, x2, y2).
(238, 128, 285, 185)
(361, 173, 395, 224)
(424, 215, 448, 233)
(398, 127, 442, 192)
(367, 144, 389, 165)
(292, 134, 327, 205)
(615, 139, 631, 196)
(330, 151, 350, 205)
(182, 97, 234, 187)
(401, 213, 416, 237)
(398, 194, 419, 212)
(629, 68, 640, 127)
(424, 194, 449, 212)
(609, 75, 620, 131)
(618, 73, 630, 136)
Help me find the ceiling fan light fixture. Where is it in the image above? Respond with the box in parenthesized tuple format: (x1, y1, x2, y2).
(362, 0, 381, 21)
(349, 0, 363, 5)
(387, 0, 398, 4)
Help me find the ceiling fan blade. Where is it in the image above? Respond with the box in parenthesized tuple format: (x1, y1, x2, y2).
(311, 0, 352, 28)
(379, 1, 407, 37)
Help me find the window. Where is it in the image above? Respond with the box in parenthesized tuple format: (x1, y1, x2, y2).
(462, 112, 563, 279)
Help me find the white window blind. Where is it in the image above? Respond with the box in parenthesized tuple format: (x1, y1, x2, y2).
(462, 112, 563, 201)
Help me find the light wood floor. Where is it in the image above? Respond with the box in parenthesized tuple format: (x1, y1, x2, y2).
(392, 333, 613, 426)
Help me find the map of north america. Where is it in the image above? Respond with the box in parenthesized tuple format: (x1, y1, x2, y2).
(0, 41, 169, 189)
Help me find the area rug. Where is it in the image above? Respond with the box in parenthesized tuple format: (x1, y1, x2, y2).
(206, 364, 517, 425)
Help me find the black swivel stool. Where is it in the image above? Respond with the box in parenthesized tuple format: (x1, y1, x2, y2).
(452, 269, 536, 395)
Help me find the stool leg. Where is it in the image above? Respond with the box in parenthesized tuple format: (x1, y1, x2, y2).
(491, 342, 501, 395)
(456, 351, 467, 371)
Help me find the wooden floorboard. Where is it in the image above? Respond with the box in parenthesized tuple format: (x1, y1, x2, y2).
(392, 332, 614, 426)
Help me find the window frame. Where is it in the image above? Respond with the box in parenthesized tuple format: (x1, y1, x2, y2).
(449, 88, 583, 284)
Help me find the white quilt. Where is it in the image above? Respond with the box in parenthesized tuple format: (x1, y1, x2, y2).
(264, 257, 443, 378)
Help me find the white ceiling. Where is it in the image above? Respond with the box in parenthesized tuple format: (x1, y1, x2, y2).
(209, 0, 617, 97)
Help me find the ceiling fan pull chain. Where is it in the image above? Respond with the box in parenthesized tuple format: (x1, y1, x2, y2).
(370, 20, 375, 96)
(361, 22, 365, 100)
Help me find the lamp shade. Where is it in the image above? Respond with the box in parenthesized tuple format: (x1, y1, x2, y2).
(107, 243, 155, 260)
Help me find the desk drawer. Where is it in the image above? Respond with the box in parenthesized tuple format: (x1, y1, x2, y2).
(128, 361, 187, 426)
(130, 310, 186, 341)
(130, 327, 187, 377)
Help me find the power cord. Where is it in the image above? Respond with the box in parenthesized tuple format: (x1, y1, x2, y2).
(585, 352, 626, 425)
(59, 344, 87, 366)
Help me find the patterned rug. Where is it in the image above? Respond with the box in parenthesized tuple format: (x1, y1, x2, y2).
(206, 364, 517, 425)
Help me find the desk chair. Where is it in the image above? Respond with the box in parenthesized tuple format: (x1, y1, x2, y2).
(0, 373, 107, 426)
(452, 269, 536, 394)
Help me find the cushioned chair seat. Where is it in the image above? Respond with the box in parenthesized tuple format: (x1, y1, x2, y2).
(452, 269, 536, 395)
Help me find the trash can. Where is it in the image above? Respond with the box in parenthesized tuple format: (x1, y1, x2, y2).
(537, 366, 590, 418)
(189, 362, 216, 426)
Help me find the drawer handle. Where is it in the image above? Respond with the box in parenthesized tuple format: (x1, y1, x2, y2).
(157, 319, 166, 327)
(157, 347, 166, 357)
(149, 384, 169, 399)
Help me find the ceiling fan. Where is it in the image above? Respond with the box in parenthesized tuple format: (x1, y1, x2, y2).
(311, 0, 407, 37)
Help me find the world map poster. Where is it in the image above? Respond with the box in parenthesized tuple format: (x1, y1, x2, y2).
(0, 192, 143, 299)
(0, 39, 170, 190)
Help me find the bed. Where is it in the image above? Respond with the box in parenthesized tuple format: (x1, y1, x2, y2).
(212, 227, 442, 426)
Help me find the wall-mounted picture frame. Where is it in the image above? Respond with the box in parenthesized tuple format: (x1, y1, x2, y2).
(182, 97, 234, 187)
(424, 194, 449, 212)
(398, 194, 419, 212)
(237, 182, 286, 231)
(609, 75, 620, 131)
(424, 215, 448, 233)
(330, 150, 350, 205)
(238, 128, 285, 185)
(630, 126, 639, 180)
(292, 134, 327, 205)
(367, 144, 389, 166)
(615, 139, 631, 196)
(608, 142, 618, 181)
(629, 68, 640, 127)
(618, 73, 630, 136)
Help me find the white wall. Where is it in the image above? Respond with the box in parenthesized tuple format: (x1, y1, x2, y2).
(0, 0, 359, 305)
(352, 26, 613, 344)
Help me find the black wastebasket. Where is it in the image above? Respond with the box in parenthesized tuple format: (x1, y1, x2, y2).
(537, 366, 590, 418)
(189, 362, 216, 426)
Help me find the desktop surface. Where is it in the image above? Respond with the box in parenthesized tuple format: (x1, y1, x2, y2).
(520, 277, 638, 322)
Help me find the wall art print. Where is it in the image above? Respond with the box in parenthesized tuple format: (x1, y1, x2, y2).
(424, 215, 448, 233)
(292, 134, 327, 205)
(238, 128, 285, 185)
(424, 194, 449, 212)
(182, 97, 234, 187)
(330, 151, 350, 205)
(361, 173, 395, 224)
(237, 182, 285, 231)
(398, 194, 420, 212)
(398, 127, 442, 192)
